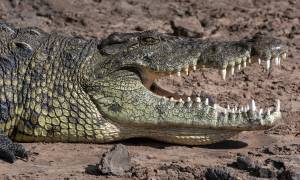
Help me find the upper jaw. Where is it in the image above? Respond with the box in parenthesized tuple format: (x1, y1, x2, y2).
(138, 35, 288, 84)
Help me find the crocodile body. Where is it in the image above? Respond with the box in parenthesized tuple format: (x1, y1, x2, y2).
(0, 22, 288, 162)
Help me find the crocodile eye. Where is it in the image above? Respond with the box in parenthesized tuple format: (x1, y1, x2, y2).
(140, 37, 159, 45)
(127, 43, 139, 51)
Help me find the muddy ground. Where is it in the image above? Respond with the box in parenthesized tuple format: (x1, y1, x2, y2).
(0, 0, 299, 179)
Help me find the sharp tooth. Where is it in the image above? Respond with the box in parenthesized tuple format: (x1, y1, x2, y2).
(176, 71, 181, 77)
(276, 99, 280, 112)
(179, 98, 183, 103)
(227, 105, 230, 111)
(259, 108, 263, 116)
(187, 97, 192, 102)
(220, 69, 226, 80)
(248, 57, 252, 63)
(205, 98, 209, 105)
(184, 68, 189, 75)
(192, 65, 196, 71)
(243, 61, 247, 68)
(246, 105, 250, 111)
(186, 97, 193, 108)
(231, 66, 235, 76)
(267, 108, 271, 116)
(241, 106, 244, 112)
(213, 104, 217, 109)
(170, 97, 174, 101)
(281, 53, 287, 60)
(266, 59, 271, 70)
(258, 58, 261, 65)
(195, 97, 201, 103)
(237, 64, 241, 71)
(250, 99, 256, 111)
(275, 56, 279, 66)
(278, 57, 281, 65)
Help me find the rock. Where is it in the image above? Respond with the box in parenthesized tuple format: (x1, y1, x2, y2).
(253, 166, 276, 178)
(205, 167, 237, 180)
(277, 167, 300, 180)
(236, 156, 256, 170)
(170, 17, 204, 38)
(266, 157, 300, 180)
(266, 158, 286, 171)
(97, 144, 131, 176)
(289, 171, 300, 180)
(261, 144, 300, 155)
(234, 155, 277, 178)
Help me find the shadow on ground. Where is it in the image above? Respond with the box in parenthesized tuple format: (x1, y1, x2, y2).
(121, 138, 248, 149)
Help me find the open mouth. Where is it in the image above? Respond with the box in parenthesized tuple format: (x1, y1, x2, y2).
(138, 50, 287, 127)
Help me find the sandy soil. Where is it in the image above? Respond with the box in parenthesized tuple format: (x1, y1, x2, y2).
(0, 0, 299, 179)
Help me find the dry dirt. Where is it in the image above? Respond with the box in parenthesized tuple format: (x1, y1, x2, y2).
(0, 0, 299, 179)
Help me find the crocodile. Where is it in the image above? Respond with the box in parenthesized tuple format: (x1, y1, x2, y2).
(0, 22, 287, 163)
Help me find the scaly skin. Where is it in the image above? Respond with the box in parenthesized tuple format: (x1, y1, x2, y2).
(0, 22, 288, 162)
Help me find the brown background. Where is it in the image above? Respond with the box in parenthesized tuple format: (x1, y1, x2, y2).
(0, 0, 299, 179)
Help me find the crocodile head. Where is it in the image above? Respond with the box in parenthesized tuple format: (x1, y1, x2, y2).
(84, 31, 288, 145)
